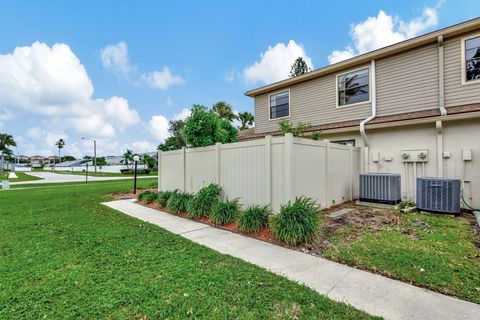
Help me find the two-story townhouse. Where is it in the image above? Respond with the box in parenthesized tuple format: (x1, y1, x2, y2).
(241, 18, 480, 207)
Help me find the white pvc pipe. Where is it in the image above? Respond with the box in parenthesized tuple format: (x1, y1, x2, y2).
(360, 60, 377, 148)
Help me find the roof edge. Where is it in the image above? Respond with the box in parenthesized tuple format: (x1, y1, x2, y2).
(245, 17, 480, 97)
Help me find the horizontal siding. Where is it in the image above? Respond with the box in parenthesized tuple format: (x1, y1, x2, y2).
(444, 31, 480, 107)
(254, 65, 371, 134)
(253, 30, 480, 135)
(376, 44, 439, 116)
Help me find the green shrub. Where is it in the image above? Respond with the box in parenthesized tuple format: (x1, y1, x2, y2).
(166, 191, 193, 214)
(210, 198, 240, 225)
(139, 190, 158, 204)
(120, 169, 151, 175)
(271, 197, 320, 245)
(187, 183, 222, 218)
(237, 205, 271, 232)
(157, 190, 174, 207)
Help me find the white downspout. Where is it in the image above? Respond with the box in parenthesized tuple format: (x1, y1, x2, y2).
(438, 35, 447, 117)
(436, 35, 446, 178)
(360, 60, 377, 172)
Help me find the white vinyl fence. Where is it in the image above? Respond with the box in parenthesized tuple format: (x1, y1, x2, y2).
(159, 133, 360, 211)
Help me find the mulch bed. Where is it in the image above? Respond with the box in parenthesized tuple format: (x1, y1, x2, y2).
(135, 199, 281, 245)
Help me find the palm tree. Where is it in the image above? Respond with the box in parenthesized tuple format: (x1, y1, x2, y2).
(237, 112, 254, 130)
(55, 139, 66, 165)
(121, 149, 133, 169)
(212, 101, 237, 122)
(0, 133, 17, 173)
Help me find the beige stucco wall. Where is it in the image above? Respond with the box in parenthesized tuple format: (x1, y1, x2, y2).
(322, 118, 480, 208)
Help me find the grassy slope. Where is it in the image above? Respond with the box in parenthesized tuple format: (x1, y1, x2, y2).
(0, 171, 44, 182)
(323, 211, 480, 303)
(0, 180, 376, 319)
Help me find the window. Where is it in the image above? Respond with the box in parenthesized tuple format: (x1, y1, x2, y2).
(337, 68, 369, 106)
(269, 90, 289, 119)
(332, 139, 356, 146)
(465, 36, 480, 82)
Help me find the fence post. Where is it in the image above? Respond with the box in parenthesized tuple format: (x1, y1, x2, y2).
(349, 144, 353, 201)
(215, 142, 221, 186)
(158, 150, 162, 191)
(265, 135, 272, 205)
(284, 133, 294, 203)
(324, 139, 330, 208)
(182, 147, 186, 192)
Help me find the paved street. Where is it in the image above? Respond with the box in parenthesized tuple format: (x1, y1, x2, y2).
(11, 171, 156, 185)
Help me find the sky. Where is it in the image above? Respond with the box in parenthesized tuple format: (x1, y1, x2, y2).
(0, 0, 478, 158)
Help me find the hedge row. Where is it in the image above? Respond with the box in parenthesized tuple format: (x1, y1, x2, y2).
(137, 183, 321, 245)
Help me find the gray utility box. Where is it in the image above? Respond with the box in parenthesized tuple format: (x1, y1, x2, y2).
(360, 173, 401, 205)
(416, 177, 461, 214)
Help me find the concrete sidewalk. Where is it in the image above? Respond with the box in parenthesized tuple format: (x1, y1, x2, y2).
(103, 200, 480, 320)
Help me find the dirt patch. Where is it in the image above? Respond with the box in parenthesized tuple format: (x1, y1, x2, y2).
(107, 188, 157, 200)
(301, 203, 403, 255)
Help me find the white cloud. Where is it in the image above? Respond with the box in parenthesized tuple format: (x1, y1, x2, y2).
(224, 68, 238, 82)
(166, 96, 174, 107)
(0, 108, 14, 128)
(125, 140, 157, 153)
(243, 40, 313, 84)
(0, 42, 140, 139)
(141, 67, 185, 90)
(100, 41, 133, 76)
(328, 5, 440, 64)
(101, 42, 184, 91)
(148, 115, 170, 142)
(172, 108, 191, 121)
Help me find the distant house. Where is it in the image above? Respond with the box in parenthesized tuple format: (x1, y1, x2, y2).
(29, 156, 46, 165)
(47, 156, 59, 163)
(17, 155, 30, 163)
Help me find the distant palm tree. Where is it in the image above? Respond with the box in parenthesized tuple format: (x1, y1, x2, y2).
(121, 149, 133, 169)
(0, 133, 16, 173)
(237, 112, 254, 130)
(212, 101, 237, 122)
(55, 139, 66, 165)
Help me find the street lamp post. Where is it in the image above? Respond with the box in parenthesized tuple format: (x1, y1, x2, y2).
(133, 154, 140, 194)
(82, 137, 97, 173)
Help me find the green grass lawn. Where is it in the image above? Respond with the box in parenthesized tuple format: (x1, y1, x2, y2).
(44, 169, 157, 177)
(321, 208, 480, 303)
(0, 171, 44, 182)
(0, 180, 376, 319)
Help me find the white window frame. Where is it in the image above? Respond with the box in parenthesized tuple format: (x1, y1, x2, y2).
(461, 32, 480, 86)
(335, 66, 371, 108)
(268, 89, 291, 120)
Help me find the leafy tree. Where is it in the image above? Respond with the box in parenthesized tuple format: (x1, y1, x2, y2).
(237, 111, 254, 130)
(142, 154, 157, 170)
(311, 131, 321, 141)
(289, 57, 311, 78)
(63, 155, 77, 162)
(55, 139, 66, 164)
(212, 101, 237, 122)
(121, 149, 133, 169)
(0, 133, 16, 172)
(96, 157, 107, 166)
(279, 119, 311, 137)
(158, 119, 186, 151)
(183, 105, 238, 148)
